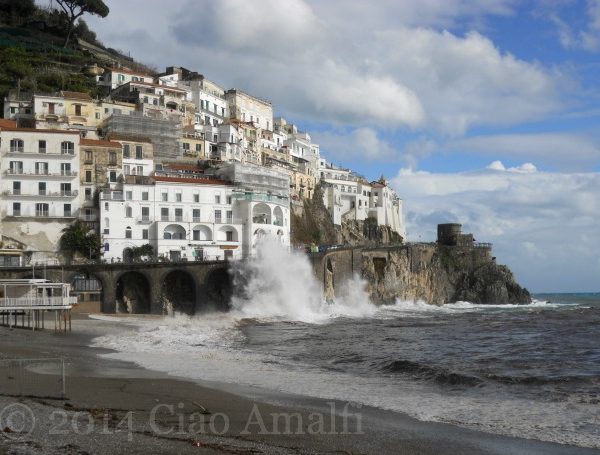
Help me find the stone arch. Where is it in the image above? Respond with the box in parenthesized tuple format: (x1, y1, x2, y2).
(163, 224, 186, 240)
(204, 267, 232, 311)
(161, 270, 196, 315)
(273, 206, 284, 226)
(252, 203, 271, 224)
(192, 225, 212, 241)
(115, 271, 151, 313)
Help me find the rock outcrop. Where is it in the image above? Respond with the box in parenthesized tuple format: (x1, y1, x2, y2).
(361, 244, 531, 305)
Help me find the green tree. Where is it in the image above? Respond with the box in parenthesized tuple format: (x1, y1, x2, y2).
(131, 244, 154, 260)
(53, 0, 109, 47)
(59, 220, 101, 261)
(0, 0, 36, 26)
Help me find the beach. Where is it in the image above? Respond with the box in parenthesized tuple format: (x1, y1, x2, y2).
(0, 314, 597, 455)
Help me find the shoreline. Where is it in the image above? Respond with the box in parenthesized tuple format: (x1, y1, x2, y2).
(0, 315, 597, 454)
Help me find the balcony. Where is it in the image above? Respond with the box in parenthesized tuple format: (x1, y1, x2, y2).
(232, 192, 289, 206)
(4, 169, 78, 178)
(136, 216, 152, 224)
(3, 190, 78, 198)
(3, 149, 76, 158)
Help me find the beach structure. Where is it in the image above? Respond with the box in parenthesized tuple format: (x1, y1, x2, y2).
(0, 279, 77, 332)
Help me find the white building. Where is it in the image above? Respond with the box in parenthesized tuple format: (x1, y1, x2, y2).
(225, 89, 273, 131)
(0, 127, 81, 262)
(319, 158, 405, 238)
(96, 66, 154, 90)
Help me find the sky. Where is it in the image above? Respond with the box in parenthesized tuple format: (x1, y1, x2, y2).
(74, 0, 600, 292)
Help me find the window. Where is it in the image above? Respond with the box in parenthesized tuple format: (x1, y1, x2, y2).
(192, 209, 200, 222)
(161, 207, 169, 221)
(141, 206, 150, 221)
(143, 96, 149, 104)
(35, 162, 48, 175)
(75, 105, 82, 116)
(125, 206, 132, 217)
(95, 112, 100, 119)
(193, 193, 199, 203)
(214, 194, 221, 204)
(193, 230, 200, 241)
(123, 144, 130, 158)
(61, 163, 71, 176)
(60, 183, 71, 196)
(10, 139, 23, 153)
(142, 229, 149, 240)
(125, 227, 132, 239)
(109, 151, 117, 165)
(136, 165, 143, 176)
(85, 170, 92, 182)
(226, 210, 233, 223)
(135, 145, 143, 159)
(109, 171, 117, 183)
(214, 210, 222, 223)
(104, 242, 109, 252)
(9, 161, 23, 174)
(38, 182, 46, 196)
(226, 230, 233, 242)
(176, 193, 182, 202)
(64, 204, 71, 217)
(196, 143, 202, 153)
(162, 193, 168, 202)
(175, 208, 183, 221)
(124, 165, 130, 175)
(126, 191, 132, 200)
(85, 188, 92, 200)
(12, 202, 20, 216)
(61, 141, 75, 155)
(36, 203, 49, 217)
(38, 140, 46, 153)
(84, 150, 93, 163)
(182, 142, 190, 152)
(104, 202, 109, 211)
(226, 195, 232, 204)
(142, 191, 149, 201)
(48, 103, 55, 114)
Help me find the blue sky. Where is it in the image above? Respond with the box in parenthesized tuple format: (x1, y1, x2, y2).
(84, 0, 600, 292)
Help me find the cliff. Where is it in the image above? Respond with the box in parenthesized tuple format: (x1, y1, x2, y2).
(360, 244, 531, 305)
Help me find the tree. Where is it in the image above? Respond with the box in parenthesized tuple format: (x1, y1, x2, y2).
(53, 0, 109, 48)
(131, 244, 154, 260)
(59, 220, 102, 262)
(0, 0, 36, 26)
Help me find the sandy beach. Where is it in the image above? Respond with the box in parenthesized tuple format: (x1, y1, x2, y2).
(0, 315, 597, 455)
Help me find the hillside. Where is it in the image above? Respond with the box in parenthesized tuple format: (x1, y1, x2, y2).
(0, 1, 155, 110)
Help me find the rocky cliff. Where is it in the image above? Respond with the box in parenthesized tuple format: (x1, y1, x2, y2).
(360, 244, 531, 305)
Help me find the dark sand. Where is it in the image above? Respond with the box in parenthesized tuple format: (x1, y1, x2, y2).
(0, 315, 598, 454)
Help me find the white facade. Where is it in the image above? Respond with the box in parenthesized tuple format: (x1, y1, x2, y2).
(225, 89, 273, 131)
(100, 176, 243, 262)
(0, 128, 81, 259)
(97, 67, 154, 90)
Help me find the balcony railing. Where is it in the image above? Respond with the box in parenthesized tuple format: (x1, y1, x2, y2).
(4, 169, 78, 177)
(2, 190, 78, 198)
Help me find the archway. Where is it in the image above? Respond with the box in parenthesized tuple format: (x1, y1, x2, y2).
(204, 267, 232, 311)
(123, 247, 134, 263)
(163, 224, 186, 240)
(217, 225, 238, 242)
(116, 271, 151, 313)
(192, 225, 212, 241)
(273, 206, 284, 226)
(252, 203, 271, 224)
(161, 270, 196, 315)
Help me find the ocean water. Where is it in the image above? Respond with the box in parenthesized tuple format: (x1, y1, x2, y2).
(91, 242, 600, 448)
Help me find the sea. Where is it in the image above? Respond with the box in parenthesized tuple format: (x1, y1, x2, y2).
(91, 242, 600, 449)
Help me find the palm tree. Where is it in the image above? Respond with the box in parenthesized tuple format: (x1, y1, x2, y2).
(60, 220, 101, 262)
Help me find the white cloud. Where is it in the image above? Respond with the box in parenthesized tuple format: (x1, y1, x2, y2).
(87, 0, 563, 134)
(315, 127, 402, 161)
(392, 166, 600, 291)
(486, 160, 537, 172)
(547, 0, 600, 51)
(449, 133, 600, 169)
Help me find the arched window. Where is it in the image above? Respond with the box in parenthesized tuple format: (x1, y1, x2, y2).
(10, 139, 24, 153)
(61, 141, 75, 155)
(125, 227, 132, 239)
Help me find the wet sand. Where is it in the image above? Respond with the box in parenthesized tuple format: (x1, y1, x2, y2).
(0, 315, 597, 455)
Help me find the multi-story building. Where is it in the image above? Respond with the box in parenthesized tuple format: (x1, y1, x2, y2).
(79, 138, 123, 230)
(0, 127, 81, 262)
(99, 166, 243, 262)
(225, 89, 273, 132)
(96, 66, 154, 91)
(319, 159, 405, 238)
(108, 134, 155, 177)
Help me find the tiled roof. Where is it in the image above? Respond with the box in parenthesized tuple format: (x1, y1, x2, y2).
(61, 91, 93, 101)
(80, 138, 122, 148)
